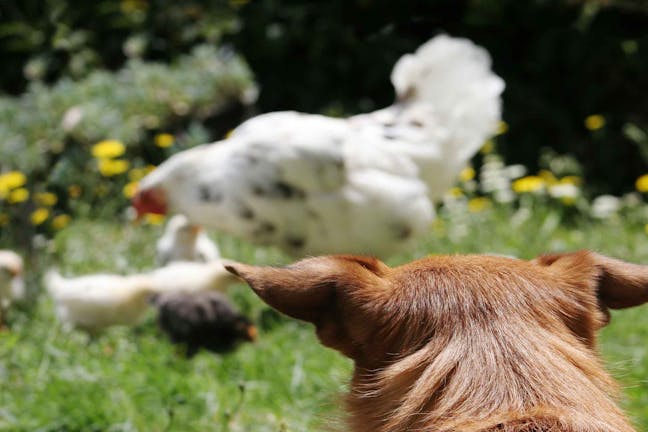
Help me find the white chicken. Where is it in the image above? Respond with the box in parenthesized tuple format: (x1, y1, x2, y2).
(45, 261, 240, 332)
(0, 250, 24, 327)
(45, 270, 156, 333)
(156, 214, 220, 265)
(146, 260, 240, 294)
(133, 35, 504, 257)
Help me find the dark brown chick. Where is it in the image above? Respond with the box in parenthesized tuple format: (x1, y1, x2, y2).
(152, 291, 256, 357)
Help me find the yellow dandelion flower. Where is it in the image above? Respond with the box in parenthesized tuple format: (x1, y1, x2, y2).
(561, 197, 576, 206)
(538, 170, 557, 185)
(448, 187, 464, 198)
(30, 208, 50, 225)
(154, 133, 175, 148)
(636, 174, 648, 192)
(123, 181, 139, 198)
(98, 158, 130, 176)
(145, 214, 166, 225)
(0, 214, 8, 227)
(52, 214, 71, 230)
(459, 167, 475, 182)
(128, 167, 147, 182)
(496, 121, 509, 135)
(92, 140, 126, 159)
(584, 114, 605, 131)
(560, 176, 582, 186)
(0, 171, 27, 190)
(35, 192, 58, 206)
(128, 165, 155, 182)
(8, 188, 29, 204)
(468, 197, 492, 213)
(480, 139, 495, 155)
(512, 176, 545, 194)
(68, 184, 82, 199)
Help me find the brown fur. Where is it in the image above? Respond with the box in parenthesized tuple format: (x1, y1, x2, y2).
(225, 251, 648, 432)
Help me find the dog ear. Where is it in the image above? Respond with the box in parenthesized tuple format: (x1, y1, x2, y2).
(224, 261, 335, 323)
(224, 256, 389, 324)
(534, 250, 648, 309)
(225, 256, 390, 358)
(588, 252, 648, 309)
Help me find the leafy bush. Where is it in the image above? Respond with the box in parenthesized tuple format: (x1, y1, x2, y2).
(0, 0, 243, 94)
(0, 44, 255, 243)
(0, 44, 255, 173)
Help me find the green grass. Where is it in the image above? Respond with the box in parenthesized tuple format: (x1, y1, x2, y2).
(2, 206, 648, 431)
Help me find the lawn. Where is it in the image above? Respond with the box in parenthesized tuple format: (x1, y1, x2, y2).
(2, 205, 648, 431)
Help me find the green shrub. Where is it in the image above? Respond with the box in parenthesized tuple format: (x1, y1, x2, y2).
(0, 44, 255, 244)
(0, 0, 243, 94)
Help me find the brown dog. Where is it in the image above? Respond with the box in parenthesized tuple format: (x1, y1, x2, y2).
(225, 251, 648, 431)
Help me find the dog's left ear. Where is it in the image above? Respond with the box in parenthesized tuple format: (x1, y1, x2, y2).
(534, 250, 648, 310)
(588, 252, 648, 309)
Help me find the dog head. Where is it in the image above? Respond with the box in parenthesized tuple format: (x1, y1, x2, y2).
(225, 251, 648, 367)
(226, 251, 647, 431)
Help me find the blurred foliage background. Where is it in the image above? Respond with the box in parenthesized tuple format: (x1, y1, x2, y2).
(0, 0, 647, 241)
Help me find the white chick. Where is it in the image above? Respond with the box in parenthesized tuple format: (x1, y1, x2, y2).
(156, 214, 220, 265)
(146, 260, 240, 295)
(44, 270, 156, 333)
(0, 250, 24, 327)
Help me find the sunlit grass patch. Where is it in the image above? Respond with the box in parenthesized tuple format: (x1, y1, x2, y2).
(2, 209, 648, 430)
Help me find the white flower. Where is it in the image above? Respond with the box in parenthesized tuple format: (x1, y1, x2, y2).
(494, 189, 515, 204)
(61, 106, 84, 131)
(504, 164, 526, 179)
(548, 183, 579, 200)
(621, 192, 641, 208)
(591, 195, 621, 219)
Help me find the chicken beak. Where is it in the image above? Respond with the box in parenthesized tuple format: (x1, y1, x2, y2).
(8, 268, 19, 278)
(247, 325, 258, 342)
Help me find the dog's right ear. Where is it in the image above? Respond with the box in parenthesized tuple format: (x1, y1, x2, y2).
(224, 256, 389, 324)
(224, 256, 391, 358)
(224, 261, 334, 323)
